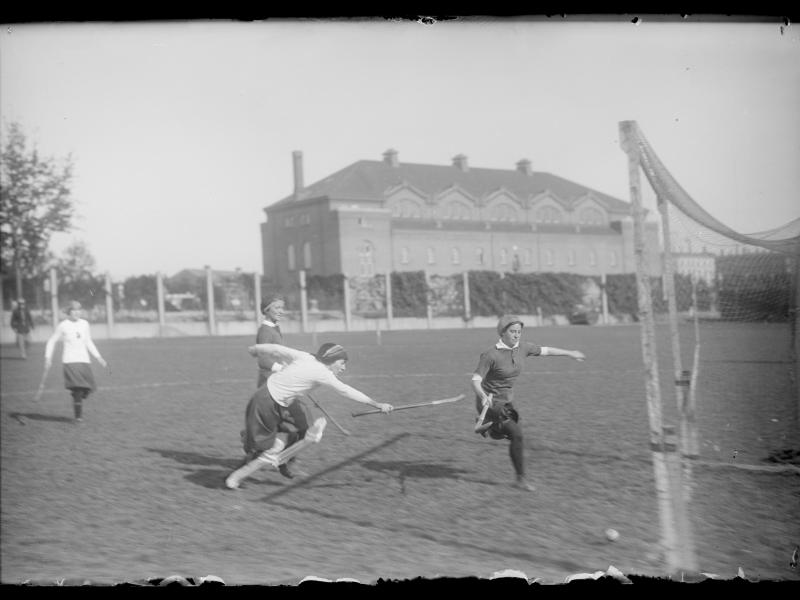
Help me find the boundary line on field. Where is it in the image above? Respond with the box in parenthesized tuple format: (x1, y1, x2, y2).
(0, 368, 644, 398)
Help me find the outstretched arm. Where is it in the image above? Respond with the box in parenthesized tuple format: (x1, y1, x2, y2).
(541, 346, 585, 361)
(324, 377, 393, 413)
(44, 325, 62, 369)
(248, 343, 308, 365)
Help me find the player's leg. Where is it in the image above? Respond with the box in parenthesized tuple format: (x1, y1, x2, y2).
(227, 392, 285, 489)
(278, 398, 314, 479)
(17, 333, 27, 359)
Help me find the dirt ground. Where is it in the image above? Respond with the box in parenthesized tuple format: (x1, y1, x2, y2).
(1, 323, 798, 585)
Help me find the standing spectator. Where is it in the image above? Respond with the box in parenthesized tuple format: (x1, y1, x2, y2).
(44, 301, 108, 422)
(11, 298, 35, 359)
(255, 295, 286, 387)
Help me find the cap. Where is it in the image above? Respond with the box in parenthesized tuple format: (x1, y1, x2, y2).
(497, 315, 524, 336)
(315, 343, 348, 365)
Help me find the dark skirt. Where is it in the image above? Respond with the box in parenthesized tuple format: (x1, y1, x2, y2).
(242, 386, 313, 456)
(63, 362, 96, 392)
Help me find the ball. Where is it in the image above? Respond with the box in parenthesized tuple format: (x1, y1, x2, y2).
(605, 528, 620, 542)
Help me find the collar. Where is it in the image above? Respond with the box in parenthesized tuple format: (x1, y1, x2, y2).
(261, 319, 278, 327)
(495, 339, 519, 350)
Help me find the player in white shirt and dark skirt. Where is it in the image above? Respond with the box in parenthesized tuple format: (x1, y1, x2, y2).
(44, 301, 108, 422)
(226, 342, 393, 489)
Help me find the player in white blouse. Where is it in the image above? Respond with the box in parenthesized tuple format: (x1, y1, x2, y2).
(44, 301, 107, 422)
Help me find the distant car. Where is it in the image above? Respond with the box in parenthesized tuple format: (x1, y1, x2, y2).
(569, 307, 599, 325)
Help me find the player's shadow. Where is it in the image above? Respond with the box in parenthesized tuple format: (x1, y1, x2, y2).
(145, 448, 287, 491)
(9, 411, 74, 423)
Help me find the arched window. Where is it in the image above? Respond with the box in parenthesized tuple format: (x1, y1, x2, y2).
(524, 249, 532, 265)
(500, 248, 508, 265)
(588, 250, 597, 266)
(536, 206, 562, 224)
(579, 207, 604, 225)
(490, 203, 519, 222)
(303, 242, 312, 269)
(451, 247, 461, 265)
(427, 247, 436, 265)
(476, 247, 485, 266)
(568, 249, 576, 266)
(358, 242, 375, 276)
(392, 199, 422, 218)
(444, 202, 471, 220)
(610, 251, 618, 267)
(287, 244, 296, 271)
(400, 247, 410, 264)
(545, 249, 554, 266)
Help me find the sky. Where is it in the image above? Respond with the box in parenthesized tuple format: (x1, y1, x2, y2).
(1, 17, 799, 279)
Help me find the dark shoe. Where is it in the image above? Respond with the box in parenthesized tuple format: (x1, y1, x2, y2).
(278, 458, 309, 479)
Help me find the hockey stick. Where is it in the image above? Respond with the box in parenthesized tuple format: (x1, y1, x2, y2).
(351, 394, 464, 418)
(474, 393, 493, 432)
(307, 394, 350, 436)
(33, 365, 50, 402)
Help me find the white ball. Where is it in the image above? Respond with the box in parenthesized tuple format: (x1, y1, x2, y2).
(605, 528, 620, 541)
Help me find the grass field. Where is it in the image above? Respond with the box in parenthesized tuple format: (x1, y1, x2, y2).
(1, 322, 798, 585)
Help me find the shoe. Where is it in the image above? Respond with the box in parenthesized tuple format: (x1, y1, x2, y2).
(225, 474, 241, 490)
(278, 458, 309, 479)
(515, 478, 536, 492)
(74, 418, 83, 424)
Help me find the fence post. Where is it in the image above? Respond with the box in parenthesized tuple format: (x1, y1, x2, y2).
(424, 269, 432, 329)
(601, 272, 609, 325)
(343, 274, 351, 332)
(463, 270, 471, 326)
(205, 265, 216, 336)
(50, 267, 59, 330)
(299, 269, 308, 334)
(156, 272, 166, 332)
(537, 306, 543, 327)
(105, 272, 114, 336)
(385, 272, 394, 331)
(254, 272, 262, 328)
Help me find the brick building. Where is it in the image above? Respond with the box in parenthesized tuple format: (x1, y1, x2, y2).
(261, 150, 661, 287)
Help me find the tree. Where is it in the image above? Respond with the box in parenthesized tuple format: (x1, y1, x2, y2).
(56, 240, 105, 309)
(0, 121, 75, 298)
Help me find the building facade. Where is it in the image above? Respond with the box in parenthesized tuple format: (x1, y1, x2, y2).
(261, 150, 662, 287)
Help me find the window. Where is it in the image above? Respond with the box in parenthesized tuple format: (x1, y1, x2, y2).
(500, 248, 508, 265)
(392, 199, 422, 219)
(303, 242, 312, 269)
(358, 242, 375, 276)
(536, 206, 562, 224)
(579, 207, 604, 226)
(451, 247, 461, 265)
(400, 247, 410, 265)
(588, 250, 597, 266)
(444, 202, 471, 220)
(287, 244, 296, 271)
(524, 249, 532, 265)
(476, 247, 485, 266)
(568, 249, 576, 266)
(490, 203, 518, 222)
(427, 247, 436, 265)
(545, 249, 554, 266)
(610, 251, 618, 267)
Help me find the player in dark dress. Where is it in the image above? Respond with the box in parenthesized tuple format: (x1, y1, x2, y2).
(472, 315, 585, 492)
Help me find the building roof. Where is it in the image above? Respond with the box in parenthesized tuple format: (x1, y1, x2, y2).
(267, 159, 630, 213)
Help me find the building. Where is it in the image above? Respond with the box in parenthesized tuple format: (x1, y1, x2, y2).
(261, 150, 662, 287)
(672, 251, 716, 283)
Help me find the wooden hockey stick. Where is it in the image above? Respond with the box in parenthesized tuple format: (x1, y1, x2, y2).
(351, 394, 464, 418)
(307, 394, 350, 436)
(474, 393, 493, 432)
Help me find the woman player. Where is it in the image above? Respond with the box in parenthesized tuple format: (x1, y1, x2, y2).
(225, 342, 393, 489)
(44, 301, 108, 422)
(255, 295, 286, 387)
(472, 315, 585, 492)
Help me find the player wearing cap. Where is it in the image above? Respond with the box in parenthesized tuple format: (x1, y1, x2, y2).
(225, 342, 394, 489)
(44, 301, 108, 422)
(255, 295, 286, 387)
(471, 315, 585, 492)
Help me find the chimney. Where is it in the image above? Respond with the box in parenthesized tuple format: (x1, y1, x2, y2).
(452, 154, 468, 172)
(292, 150, 304, 199)
(516, 158, 532, 176)
(383, 148, 399, 167)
